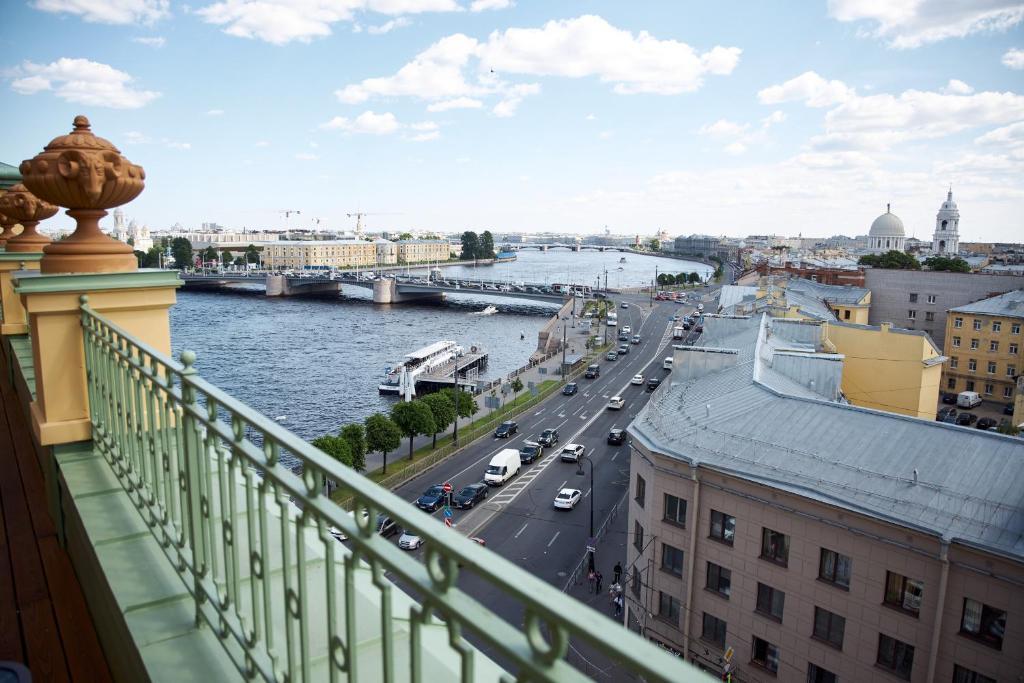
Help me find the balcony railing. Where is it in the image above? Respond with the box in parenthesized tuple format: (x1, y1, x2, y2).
(79, 296, 700, 682)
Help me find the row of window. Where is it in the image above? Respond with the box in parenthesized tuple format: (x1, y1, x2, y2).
(950, 337, 1019, 355)
(907, 309, 934, 321)
(908, 293, 937, 304)
(948, 357, 1016, 376)
(946, 376, 1016, 398)
(953, 317, 1021, 334)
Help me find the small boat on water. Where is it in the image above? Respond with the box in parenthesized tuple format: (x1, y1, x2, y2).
(471, 305, 498, 316)
(619, 256, 627, 263)
(495, 247, 517, 263)
(379, 341, 463, 396)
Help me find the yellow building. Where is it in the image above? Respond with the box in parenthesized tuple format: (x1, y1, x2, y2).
(943, 289, 1023, 405)
(264, 239, 377, 269)
(395, 239, 450, 264)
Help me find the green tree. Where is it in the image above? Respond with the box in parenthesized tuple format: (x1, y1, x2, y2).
(997, 421, 1019, 436)
(127, 236, 135, 247)
(134, 250, 148, 268)
(221, 251, 233, 266)
(398, 232, 414, 240)
(687, 271, 701, 284)
(460, 231, 480, 260)
(339, 423, 367, 472)
(858, 251, 921, 270)
(311, 434, 353, 475)
(439, 387, 478, 418)
(365, 412, 401, 475)
(479, 230, 496, 259)
(170, 237, 193, 270)
(511, 377, 524, 402)
(201, 246, 218, 264)
(421, 392, 456, 449)
(244, 243, 260, 265)
(656, 273, 672, 286)
(923, 256, 971, 272)
(234, 256, 245, 266)
(674, 273, 688, 285)
(648, 238, 660, 252)
(390, 400, 435, 461)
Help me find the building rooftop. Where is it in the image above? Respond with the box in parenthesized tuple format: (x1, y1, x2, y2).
(632, 313, 1024, 562)
(784, 277, 870, 306)
(949, 288, 1024, 318)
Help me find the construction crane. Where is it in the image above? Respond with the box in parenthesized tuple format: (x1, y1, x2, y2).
(346, 211, 400, 237)
(278, 209, 301, 238)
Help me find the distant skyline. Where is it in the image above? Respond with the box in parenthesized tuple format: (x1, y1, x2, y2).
(2, 1, 1023, 241)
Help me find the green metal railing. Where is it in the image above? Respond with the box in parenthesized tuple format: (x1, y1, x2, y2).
(80, 296, 701, 682)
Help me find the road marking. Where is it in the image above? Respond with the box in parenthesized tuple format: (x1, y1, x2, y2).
(583, 488, 591, 499)
(559, 479, 568, 489)
(534, 408, 546, 416)
(611, 451, 618, 461)
(514, 522, 530, 539)
(547, 531, 560, 548)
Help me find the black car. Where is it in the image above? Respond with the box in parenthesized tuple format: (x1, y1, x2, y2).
(563, 382, 578, 396)
(682, 322, 692, 330)
(585, 364, 600, 378)
(494, 421, 518, 438)
(519, 441, 543, 464)
(937, 407, 957, 421)
(976, 417, 998, 430)
(955, 412, 978, 426)
(453, 483, 488, 509)
(607, 428, 626, 445)
(375, 514, 398, 538)
(538, 428, 559, 447)
(941, 392, 958, 404)
(415, 484, 446, 512)
(694, 324, 704, 334)
(646, 377, 662, 391)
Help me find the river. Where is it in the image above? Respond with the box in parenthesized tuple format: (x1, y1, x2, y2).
(169, 250, 709, 441)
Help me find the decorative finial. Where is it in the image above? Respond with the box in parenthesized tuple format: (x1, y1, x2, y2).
(180, 349, 197, 371)
(72, 115, 91, 133)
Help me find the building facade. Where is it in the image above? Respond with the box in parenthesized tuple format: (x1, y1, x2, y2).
(864, 269, 1024, 349)
(674, 235, 722, 258)
(264, 239, 377, 269)
(867, 205, 906, 253)
(942, 289, 1024, 404)
(395, 239, 450, 264)
(932, 189, 961, 256)
(755, 262, 866, 287)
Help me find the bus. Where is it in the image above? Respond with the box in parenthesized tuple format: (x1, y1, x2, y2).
(607, 312, 618, 327)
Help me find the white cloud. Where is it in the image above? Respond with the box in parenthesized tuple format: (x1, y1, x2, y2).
(409, 130, 440, 141)
(166, 141, 191, 150)
(319, 110, 440, 140)
(975, 121, 1024, 146)
(295, 152, 319, 160)
(470, 0, 512, 10)
(255, 140, 271, 147)
(827, 0, 1024, 49)
(426, 97, 483, 111)
(31, 0, 169, 25)
(698, 111, 786, 154)
(132, 36, 166, 47)
(762, 110, 787, 126)
(758, 71, 855, 107)
(7, 58, 160, 109)
(124, 130, 150, 144)
(1003, 47, 1024, 69)
(120, 131, 190, 149)
(724, 142, 747, 155)
(942, 79, 974, 95)
(585, 113, 596, 120)
(492, 82, 540, 117)
(198, 0, 459, 45)
(367, 16, 411, 34)
(699, 119, 748, 137)
(409, 121, 438, 131)
(207, 108, 225, 116)
(598, 130, 613, 140)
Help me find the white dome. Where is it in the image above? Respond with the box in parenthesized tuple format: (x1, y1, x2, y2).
(869, 207, 905, 237)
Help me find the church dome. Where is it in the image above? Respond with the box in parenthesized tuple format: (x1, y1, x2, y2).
(869, 205, 905, 237)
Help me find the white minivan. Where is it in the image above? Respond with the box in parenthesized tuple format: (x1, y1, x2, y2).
(957, 391, 982, 409)
(663, 357, 674, 370)
(485, 448, 521, 486)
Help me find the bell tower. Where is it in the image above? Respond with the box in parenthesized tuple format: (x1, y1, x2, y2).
(932, 186, 960, 256)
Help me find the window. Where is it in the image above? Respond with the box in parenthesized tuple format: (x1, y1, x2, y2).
(973, 320, 982, 331)
(908, 309, 917, 319)
(952, 336, 961, 347)
(843, 309, 850, 320)
(927, 294, 936, 304)
(884, 571, 923, 615)
(992, 321, 1002, 332)
(1013, 323, 1021, 335)
(950, 356, 959, 369)
(812, 607, 845, 649)
(968, 359, 977, 372)
(990, 341, 999, 353)
(947, 378, 956, 390)
(953, 664, 996, 683)
(706, 562, 731, 598)
(658, 591, 680, 626)
(1008, 364, 1016, 377)
(925, 311, 935, 322)
(663, 494, 686, 527)
(631, 569, 640, 598)
(818, 548, 851, 588)
(634, 474, 646, 507)
(877, 634, 914, 680)
(971, 338, 979, 350)
(634, 521, 644, 553)
(756, 583, 785, 621)
(984, 383, 994, 396)
(960, 598, 1007, 649)
(988, 361, 997, 374)
(701, 613, 726, 647)
(760, 528, 789, 565)
(1011, 343, 1019, 355)
(709, 510, 735, 545)
(661, 544, 684, 577)
(807, 663, 837, 683)
(1005, 386, 1014, 399)
(751, 636, 780, 674)
(909, 293, 918, 303)
(966, 380, 975, 391)
(954, 316, 963, 328)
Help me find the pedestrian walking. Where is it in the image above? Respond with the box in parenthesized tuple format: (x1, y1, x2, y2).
(595, 571, 603, 594)
(587, 569, 596, 594)
(614, 594, 623, 617)
(613, 562, 622, 584)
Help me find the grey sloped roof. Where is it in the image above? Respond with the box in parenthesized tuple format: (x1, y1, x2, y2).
(633, 313, 1024, 561)
(950, 288, 1024, 319)
(786, 277, 870, 305)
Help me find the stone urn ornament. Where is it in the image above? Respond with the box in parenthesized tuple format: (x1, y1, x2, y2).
(20, 115, 145, 273)
(0, 210, 18, 245)
(0, 183, 58, 253)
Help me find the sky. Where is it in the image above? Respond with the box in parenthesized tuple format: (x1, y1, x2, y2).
(1, 1, 1023, 242)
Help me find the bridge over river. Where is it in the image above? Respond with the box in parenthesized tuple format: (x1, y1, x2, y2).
(179, 271, 578, 304)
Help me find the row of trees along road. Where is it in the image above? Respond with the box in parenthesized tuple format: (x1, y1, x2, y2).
(460, 230, 496, 260)
(134, 240, 262, 270)
(858, 250, 971, 273)
(657, 272, 704, 286)
(313, 387, 479, 476)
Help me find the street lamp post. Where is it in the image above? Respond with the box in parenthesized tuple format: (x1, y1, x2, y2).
(453, 354, 460, 446)
(576, 454, 595, 572)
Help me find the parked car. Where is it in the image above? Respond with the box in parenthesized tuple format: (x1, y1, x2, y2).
(560, 443, 586, 462)
(374, 514, 398, 538)
(941, 412, 959, 424)
(647, 377, 662, 391)
(563, 382, 579, 396)
(941, 392, 958, 405)
(453, 482, 488, 509)
(607, 396, 625, 410)
(415, 484, 446, 512)
(539, 429, 559, 447)
(398, 531, 424, 550)
(519, 441, 543, 464)
(606, 351, 618, 361)
(976, 417, 998, 430)
(585, 364, 600, 378)
(607, 428, 626, 445)
(694, 324, 704, 334)
(621, 302, 629, 309)
(956, 412, 978, 426)
(631, 374, 644, 385)
(494, 421, 518, 438)
(957, 391, 982, 409)
(553, 488, 582, 510)
(631, 335, 641, 344)
(937, 406, 957, 421)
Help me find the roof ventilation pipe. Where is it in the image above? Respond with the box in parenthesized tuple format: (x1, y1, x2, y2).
(706, 403, 711, 418)
(913, 468, 919, 485)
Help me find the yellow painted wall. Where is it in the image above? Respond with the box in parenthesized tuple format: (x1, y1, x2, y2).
(825, 322, 943, 419)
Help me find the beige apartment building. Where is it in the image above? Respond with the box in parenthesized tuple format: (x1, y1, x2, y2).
(943, 289, 1023, 404)
(395, 239, 451, 264)
(264, 239, 377, 269)
(626, 314, 1022, 683)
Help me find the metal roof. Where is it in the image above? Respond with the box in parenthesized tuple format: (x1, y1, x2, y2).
(949, 288, 1024, 319)
(0, 161, 20, 190)
(784, 277, 870, 305)
(632, 313, 1024, 562)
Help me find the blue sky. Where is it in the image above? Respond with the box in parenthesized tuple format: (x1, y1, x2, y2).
(2, 1, 1023, 241)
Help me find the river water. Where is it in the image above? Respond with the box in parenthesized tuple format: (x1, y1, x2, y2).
(169, 250, 709, 441)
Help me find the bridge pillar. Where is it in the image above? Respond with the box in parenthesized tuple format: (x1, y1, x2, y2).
(373, 278, 445, 304)
(266, 274, 287, 296)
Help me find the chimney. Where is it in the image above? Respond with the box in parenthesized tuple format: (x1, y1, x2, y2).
(880, 322, 892, 333)
(912, 468, 918, 485)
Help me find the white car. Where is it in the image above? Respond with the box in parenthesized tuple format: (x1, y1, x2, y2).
(607, 396, 625, 410)
(622, 325, 632, 335)
(398, 531, 424, 550)
(560, 443, 586, 462)
(554, 488, 582, 510)
(329, 525, 347, 542)
(631, 374, 644, 385)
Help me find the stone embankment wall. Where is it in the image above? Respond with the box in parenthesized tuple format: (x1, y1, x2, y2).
(536, 299, 575, 355)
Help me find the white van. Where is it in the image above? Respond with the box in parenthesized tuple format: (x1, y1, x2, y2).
(607, 312, 618, 327)
(485, 448, 521, 486)
(957, 391, 982, 409)
(663, 357, 674, 370)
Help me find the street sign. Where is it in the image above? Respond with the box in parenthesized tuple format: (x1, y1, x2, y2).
(538, 367, 548, 375)
(444, 518, 452, 528)
(723, 646, 734, 663)
(443, 507, 453, 519)
(442, 482, 452, 494)
(527, 381, 535, 391)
